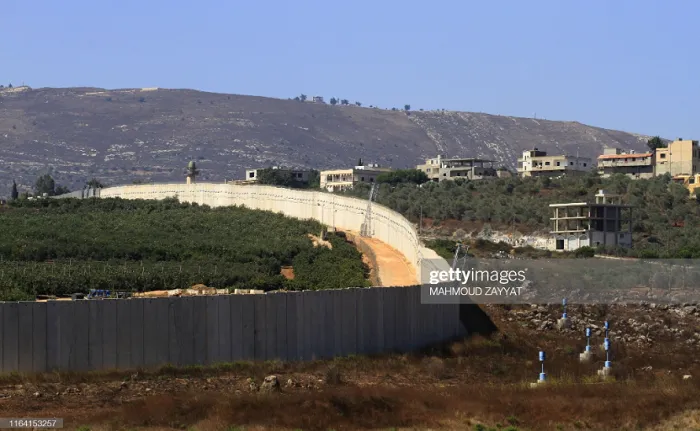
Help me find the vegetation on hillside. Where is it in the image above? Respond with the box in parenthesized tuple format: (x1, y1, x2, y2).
(33, 174, 70, 197)
(646, 135, 666, 151)
(340, 173, 700, 258)
(0, 198, 369, 300)
(376, 169, 429, 185)
(256, 167, 320, 188)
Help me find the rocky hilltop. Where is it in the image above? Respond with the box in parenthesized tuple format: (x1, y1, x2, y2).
(0, 86, 651, 192)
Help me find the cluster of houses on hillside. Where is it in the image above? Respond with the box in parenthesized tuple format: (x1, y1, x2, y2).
(240, 138, 699, 193)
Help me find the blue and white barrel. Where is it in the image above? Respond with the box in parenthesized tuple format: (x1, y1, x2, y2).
(562, 298, 567, 318)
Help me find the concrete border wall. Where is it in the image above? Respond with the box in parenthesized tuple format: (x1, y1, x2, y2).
(99, 183, 432, 282)
(0, 286, 465, 373)
(0, 183, 470, 373)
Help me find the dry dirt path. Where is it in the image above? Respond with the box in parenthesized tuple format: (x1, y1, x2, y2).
(343, 230, 417, 286)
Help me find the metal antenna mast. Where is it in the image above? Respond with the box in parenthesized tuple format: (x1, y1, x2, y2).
(360, 183, 377, 237)
(451, 242, 462, 270)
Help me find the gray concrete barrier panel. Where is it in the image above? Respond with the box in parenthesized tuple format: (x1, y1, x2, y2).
(17, 302, 34, 373)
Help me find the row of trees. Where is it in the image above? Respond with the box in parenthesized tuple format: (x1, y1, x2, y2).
(255, 168, 320, 188)
(291, 94, 414, 110)
(0, 198, 369, 299)
(293, 94, 363, 106)
(7, 176, 105, 201)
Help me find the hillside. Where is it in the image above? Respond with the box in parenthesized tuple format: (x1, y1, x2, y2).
(0, 86, 651, 192)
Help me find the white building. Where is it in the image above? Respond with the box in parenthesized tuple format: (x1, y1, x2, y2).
(320, 164, 392, 192)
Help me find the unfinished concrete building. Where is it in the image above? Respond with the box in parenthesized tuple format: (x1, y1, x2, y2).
(549, 190, 632, 251)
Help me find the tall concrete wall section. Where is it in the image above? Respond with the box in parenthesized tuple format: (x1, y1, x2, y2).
(99, 183, 428, 282)
(0, 183, 474, 374)
(0, 286, 465, 373)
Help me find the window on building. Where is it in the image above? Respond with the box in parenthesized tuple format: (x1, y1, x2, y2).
(361, 177, 365, 181)
(660, 153, 666, 159)
(570, 162, 574, 165)
(370, 177, 374, 182)
(583, 163, 587, 167)
(556, 161, 560, 166)
(249, 172, 255, 178)
(326, 175, 332, 181)
(545, 161, 550, 166)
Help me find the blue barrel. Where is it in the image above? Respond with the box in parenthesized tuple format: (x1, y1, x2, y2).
(605, 360, 611, 368)
(585, 345, 591, 352)
(539, 372, 546, 381)
(604, 321, 610, 330)
(585, 328, 591, 337)
(539, 351, 546, 362)
(562, 298, 567, 306)
(604, 340, 610, 351)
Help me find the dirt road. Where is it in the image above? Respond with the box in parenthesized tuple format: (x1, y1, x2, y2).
(360, 237, 417, 286)
(343, 231, 417, 286)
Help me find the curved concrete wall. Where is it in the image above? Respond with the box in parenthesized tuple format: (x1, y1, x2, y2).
(0, 184, 474, 374)
(100, 183, 447, 282)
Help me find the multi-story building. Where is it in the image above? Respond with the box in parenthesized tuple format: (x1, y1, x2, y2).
(597, 148, 655, 179)
(654, 138, 700, 176)
(549, 190, 632, 251)
(244, 167, 312, 183)
(517, 148, 592, 177)
(320, 164, 392, 192)
(416, 156, 498, 182)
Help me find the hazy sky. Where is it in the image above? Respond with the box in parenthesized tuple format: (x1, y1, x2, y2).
(2, 0, 697, 139)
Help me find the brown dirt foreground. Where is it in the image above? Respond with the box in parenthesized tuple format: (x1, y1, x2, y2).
(1, 306, 700, 431)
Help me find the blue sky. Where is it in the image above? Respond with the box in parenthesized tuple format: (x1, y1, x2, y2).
(2, 0, 697, 139)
